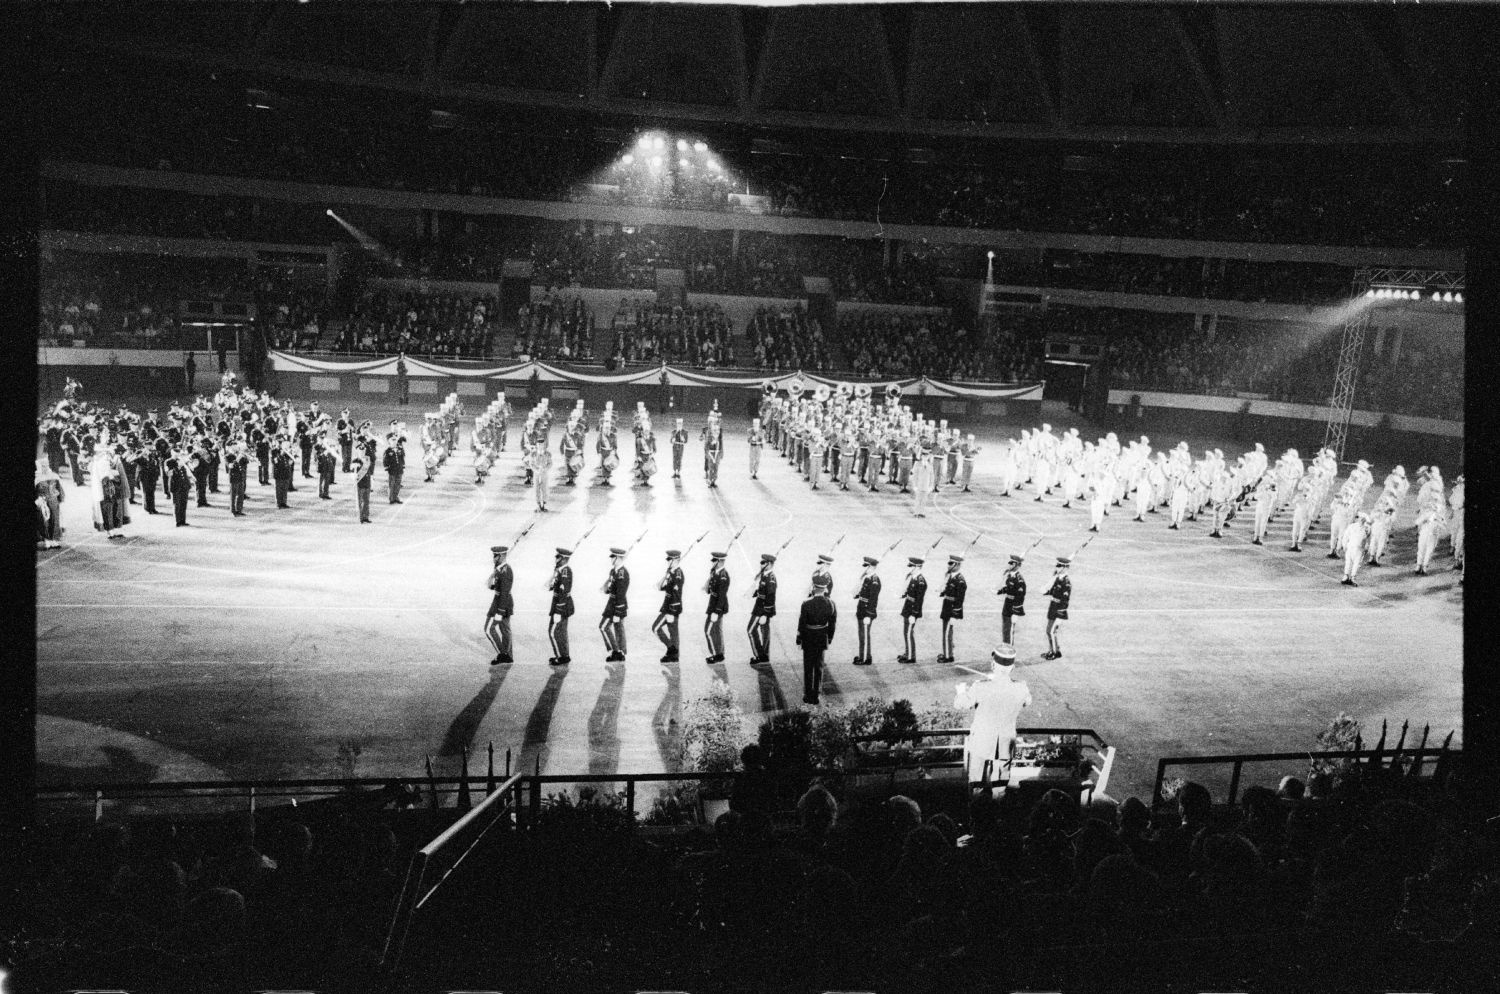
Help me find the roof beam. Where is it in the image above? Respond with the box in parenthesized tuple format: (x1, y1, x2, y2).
(434, 4, 475, 81)
(729, 8, 751, 113)
(1343, 10, 1418, 127)
(1011, 8, 1060, 129)
(66, 34, 1458, 147)
(1169, 10, 1230, 130)
(747, 10, 777, 111)
(872, 10, 906, 121)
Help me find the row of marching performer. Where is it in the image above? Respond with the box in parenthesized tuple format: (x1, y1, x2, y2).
(757, 380, 980, 514)
(994, 426, 1463, 585)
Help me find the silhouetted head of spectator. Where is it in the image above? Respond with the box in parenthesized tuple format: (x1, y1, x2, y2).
(1278, 775, 1306, 801)
(714, 810, 743, 850)
(1119, 796, 1150, 838)
(176, 886, 246, 951)
(740, 743, 765, 772)
(887, 795, 922, 836)
(796, 784, 838, 841)
(1072, 818, 1126, 885)
(1084, 796, 1120, 829)
(925, 813, 960, 848)
(1307, 771, 1334, 800)
(1087, 853, 1160, 912)
(1023, 826, 1077, 892)
(1177, 781, 1213, 830)
(1028, 788, 1081, 839)
(1194, 832, 1264, 896)
(1366, 798, 1437, 878)
(968, 792, 1001, 838)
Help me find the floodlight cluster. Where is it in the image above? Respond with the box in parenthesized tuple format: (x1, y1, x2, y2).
(1366, 287, 1461, 303)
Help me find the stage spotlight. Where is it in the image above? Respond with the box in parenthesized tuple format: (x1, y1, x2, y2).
(652, 136, 664, 149)
(676, 139, 688, 152)
(1432, 291, 1441, 301)
(694, 141, 707, 153)
(621, 153, 634, 165)
(637, 135, 651, 148)
(325, 209, 334, 217)
(1444, 292, 1454, 302)
(988, 250, 995, 259)
(649, 155, 662, 170)
(705, 158, 718, 171)
(679, 157, 690, 168)
(1455, 293, 1462, 303)
(1365, 288, 1375, 298)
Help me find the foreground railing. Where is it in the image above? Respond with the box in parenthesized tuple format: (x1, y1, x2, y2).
(380, 772, 524, 971)
(1151, 745, 1458, 808)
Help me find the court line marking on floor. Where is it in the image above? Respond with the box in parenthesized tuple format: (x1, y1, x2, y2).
(35, 602, 1392, 615)
(39, 481, 493, 585)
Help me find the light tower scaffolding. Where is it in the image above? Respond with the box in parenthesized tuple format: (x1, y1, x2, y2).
(1322, 267, 1464, 460)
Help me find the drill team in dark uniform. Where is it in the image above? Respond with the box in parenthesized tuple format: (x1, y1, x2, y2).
(653, 550, 685, 662)
(853, 556, 881, 666)
(998, 554, 1027, 648)
(748, 553, 778, 664)
(486, 545, 515, 665)
(600, 547, 631, 662)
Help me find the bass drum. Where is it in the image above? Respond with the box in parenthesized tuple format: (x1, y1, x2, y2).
(640, 454, 657, 477)
(567, 452, 584, 474)
(603, 451, 620, 472)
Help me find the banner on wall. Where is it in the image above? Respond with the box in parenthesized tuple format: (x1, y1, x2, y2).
(268, 352, 1045, 401)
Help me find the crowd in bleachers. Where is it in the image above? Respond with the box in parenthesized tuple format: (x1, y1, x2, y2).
(9, 738, 1488, 992)
(8, 795, 422, 988)
(40, 249, 254, 348)
(745, 305, 830, 374)
(1088, 306, 1464, 420)
(606, 299, 735, 368)
(511, 291, 596, 363)
(650, 748, 1487, 988)
(47, 183, 1388, 312)
(330, 290, 495, 359)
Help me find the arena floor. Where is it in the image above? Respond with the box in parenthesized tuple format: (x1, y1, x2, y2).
(35, 400, 1463, 809)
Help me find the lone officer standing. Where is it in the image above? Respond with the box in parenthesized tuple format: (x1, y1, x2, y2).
(547, 548, 575, 666)
(671, 418, 688, 479)
(485, 546, 514, 665)
(853, 555, 881, 666)
(797, 578, 838, 705)
(652, 550, 685, 663)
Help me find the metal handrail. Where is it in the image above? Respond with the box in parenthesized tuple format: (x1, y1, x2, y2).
(381, 772, 524, 971)
(1151, 746, 1458, 808)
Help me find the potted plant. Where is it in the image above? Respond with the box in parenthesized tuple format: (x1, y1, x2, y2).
(676, 682, 749, 824)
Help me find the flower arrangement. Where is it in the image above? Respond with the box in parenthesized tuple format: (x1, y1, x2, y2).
(677, 682, 749, 774)
(643, 783, 701, 827)
(1311, 711, 1363, 778)
(536, 785, 636, 833)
